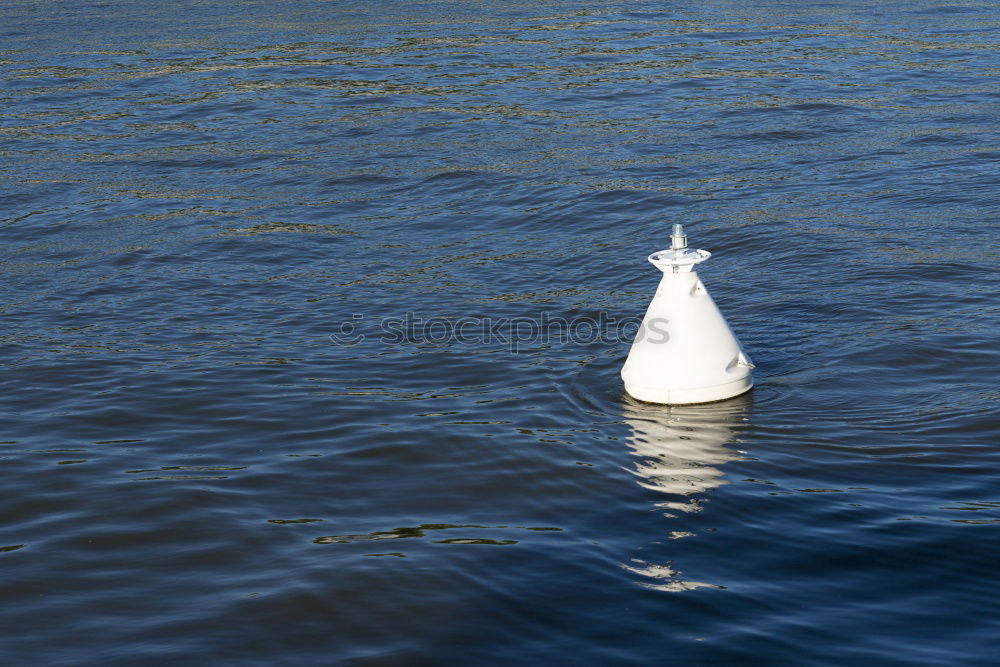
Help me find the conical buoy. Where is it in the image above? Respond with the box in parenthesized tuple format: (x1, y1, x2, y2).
(621, 224, 754, 404)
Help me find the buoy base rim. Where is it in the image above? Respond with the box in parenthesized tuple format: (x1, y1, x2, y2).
(623, 376, 753, 406)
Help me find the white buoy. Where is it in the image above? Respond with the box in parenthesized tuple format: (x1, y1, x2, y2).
(621, 224, 754, 404)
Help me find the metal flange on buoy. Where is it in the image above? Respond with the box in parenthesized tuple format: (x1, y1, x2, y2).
(621, 224, 754, 404)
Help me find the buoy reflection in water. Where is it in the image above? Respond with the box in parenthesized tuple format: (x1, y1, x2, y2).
(620, 394, 751, 592)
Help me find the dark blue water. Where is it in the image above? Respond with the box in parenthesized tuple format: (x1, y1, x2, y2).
(2, 1, 998, 664)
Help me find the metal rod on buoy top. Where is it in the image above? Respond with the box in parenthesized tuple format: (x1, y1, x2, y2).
(670, 223, 687, 250)
(621, 224, 754, 404)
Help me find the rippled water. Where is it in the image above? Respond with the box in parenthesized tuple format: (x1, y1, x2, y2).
(2, 1, 999, 664)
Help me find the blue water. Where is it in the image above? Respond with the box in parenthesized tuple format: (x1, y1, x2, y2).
(2, 1, 999, 664)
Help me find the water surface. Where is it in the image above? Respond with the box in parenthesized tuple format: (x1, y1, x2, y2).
(2, 1, 999, 664)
